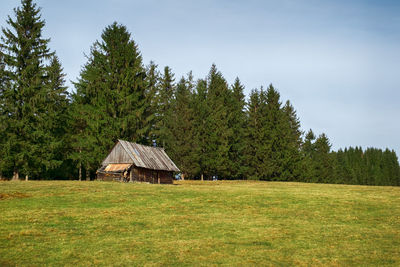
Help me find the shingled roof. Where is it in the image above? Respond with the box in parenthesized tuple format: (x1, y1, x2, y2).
(101, 140, 180, 172)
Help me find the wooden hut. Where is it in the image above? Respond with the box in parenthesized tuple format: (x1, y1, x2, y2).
(96, 140, 180, 184)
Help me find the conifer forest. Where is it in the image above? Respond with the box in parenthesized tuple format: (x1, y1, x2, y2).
(1, 0, 399, 186)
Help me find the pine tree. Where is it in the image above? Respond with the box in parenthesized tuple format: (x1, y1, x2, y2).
(67, 96, 98, 180)
(244, 86, 294, 181)
(154, 66, 175, 149)
(301, 129, 316, 182)
(354, 146, 365, 184)
(203, 65, 232, 179)
(390, 149, 400, 186)
(0, 0, 67, 180)
(243, 89, 265, 180)
(262, 84, 286, 180)
(40, 55, 70, 179)
(71, 22, 150, 175)
(168, 73, 199, 179)
(389, 149, 400, 186)
(0, 52, 9, 178)
(281, 100, 303, 180)
(192, 78, 209, 180)
(313, 133, 334, 183)
(227, 78, 247, 179)
(334, 148, 348, 184)
(145, 61, 159, 143)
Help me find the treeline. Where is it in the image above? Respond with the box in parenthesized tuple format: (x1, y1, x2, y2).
(334, 147, 400, 186)
(0, 0, 399, 186)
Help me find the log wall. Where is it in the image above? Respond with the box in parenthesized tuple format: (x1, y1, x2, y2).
(97, 167, 173, 184)
(97, 172, 123, 182)
(132, 167, 173, 184)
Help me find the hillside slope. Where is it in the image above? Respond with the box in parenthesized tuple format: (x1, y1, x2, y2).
(1, 181, 399, 266)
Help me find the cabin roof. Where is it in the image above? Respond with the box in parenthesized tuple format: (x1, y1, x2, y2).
(102, 140, 180, 172)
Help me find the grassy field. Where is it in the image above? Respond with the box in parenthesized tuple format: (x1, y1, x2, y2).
(0, 180, 399, 266)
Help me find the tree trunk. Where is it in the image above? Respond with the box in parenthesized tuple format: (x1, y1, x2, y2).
(12, 170, 19, 181)
(78, 149, 82, 181)
(25, 175, 28, 181)
(201, 173, 204, 181)
(86, 169, 90, 181)
(78, 163, 82, 181)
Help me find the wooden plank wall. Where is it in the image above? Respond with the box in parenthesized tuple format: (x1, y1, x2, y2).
(132, 167, 173, 184)
(97, 167, 173, 184)
(97, 172, 123, 182)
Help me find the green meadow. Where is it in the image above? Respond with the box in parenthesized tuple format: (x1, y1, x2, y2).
(0, 180, 399, 266)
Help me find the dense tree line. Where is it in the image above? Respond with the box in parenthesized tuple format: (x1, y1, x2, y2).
(1, 0, 399, 186)
(334, 147, 400, 186)
(0, 0, 69, 180)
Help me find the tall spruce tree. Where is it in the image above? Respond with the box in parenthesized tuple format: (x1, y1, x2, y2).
(203, 65, 232, 178)
(244, 85, 298, 180)
(153, 66, 175, 149)
(227, 78, 247, 179)
(68, 95, 99, 180)
(193, 78, 209, 180)
(243, 89, 265, 180)
(41, 55, 69, 179)
(334, 148, 348, 184)
(387, 149, 400, 186)
(312, 133, 334, 183)
(145, 61, 160, 143)
(0, 52, 8, 178)
(281, 100, 303, 180)
(0, 0, 67, 180)
(262, 84, 287, 180)
(168, 73, 199, 179)
(301, 129, 316, 182)
(71, 22, 150, 175)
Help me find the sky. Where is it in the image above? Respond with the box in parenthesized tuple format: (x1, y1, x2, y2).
(1, 0, 399, 155)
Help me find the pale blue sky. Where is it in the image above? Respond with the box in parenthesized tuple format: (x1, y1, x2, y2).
(1, 0, 399, 155)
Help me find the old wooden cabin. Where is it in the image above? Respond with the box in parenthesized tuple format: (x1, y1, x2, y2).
(97, 140, 180, 184)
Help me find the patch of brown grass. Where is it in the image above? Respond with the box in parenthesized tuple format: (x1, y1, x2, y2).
(0, 192, 30, 200)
